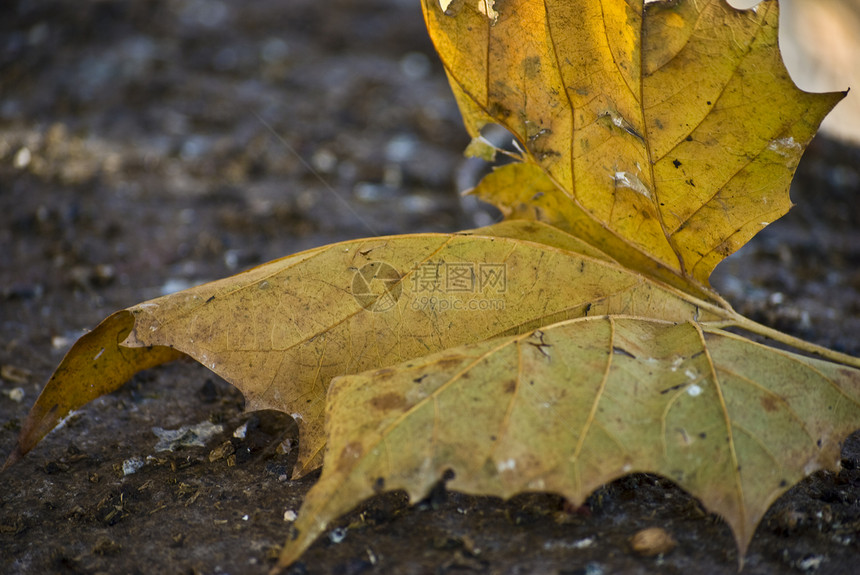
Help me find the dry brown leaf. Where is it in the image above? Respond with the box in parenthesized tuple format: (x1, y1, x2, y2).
(7, 222, 725, 476)
(1, 311, 182, 470)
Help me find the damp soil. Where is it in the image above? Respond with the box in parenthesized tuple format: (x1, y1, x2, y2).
(1, 1, 859, 574)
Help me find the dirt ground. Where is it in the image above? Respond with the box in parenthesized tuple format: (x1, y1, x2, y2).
(1, 1, 859, 574)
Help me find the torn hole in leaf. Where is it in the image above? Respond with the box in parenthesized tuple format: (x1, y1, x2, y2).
(612, 170, 652, 200)
(437, 0, 464, 16)
(458, 124, 520, 227)
(463, 123, 523, 164)
(725, 0, 763, 10)
(440, 0, 498, 22)
(598, 109, 645, 143)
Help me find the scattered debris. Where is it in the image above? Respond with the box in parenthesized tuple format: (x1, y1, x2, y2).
(152, 421, 224, 452)
(1, 365, 31, 384)
(796, 554, 826, 572)
(208, 440, 236, 463)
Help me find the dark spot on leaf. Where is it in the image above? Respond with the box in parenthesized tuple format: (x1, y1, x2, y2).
(660, 383, 685, 395)
(685, 136, 693, 142)
(612, 347, 636, 359)
(686, 178, 695, 187)
(699, 432, 707, 439)
(706, 101, 712, 105)
(413, 374, 428, 384)
(489, 102, 511, 119)
(760, 395, 779, 412)
(523, 55, 542, 77)
(817, 439, 823, 448)
(584, 302, 592, 316)
(779, 479, 788, 488)
(672, 159, 681, 168)
(437, 357, 463, 370)
(503, 380, 516, 394)
(205, 295, 215, 304)
(373, 477, 385, 493)
(369, 392, 406, 412)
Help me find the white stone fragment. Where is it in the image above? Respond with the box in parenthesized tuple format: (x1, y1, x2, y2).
(122, 456, 145, 476)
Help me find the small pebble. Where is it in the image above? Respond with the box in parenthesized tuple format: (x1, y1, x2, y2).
(13, 147, 31, 169)
(233, 422, 248, 439)
(329, 527, 347, 544)
(122, 456, 145, 476)
(629, 527, 676, 557)
(796, 554, 825, 572)
(3, 387, 25, 402)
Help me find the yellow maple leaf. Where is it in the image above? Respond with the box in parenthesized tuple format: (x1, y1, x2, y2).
(426, 0, 844, 288)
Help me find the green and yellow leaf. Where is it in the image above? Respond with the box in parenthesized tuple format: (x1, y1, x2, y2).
(278, 317, 860, 567)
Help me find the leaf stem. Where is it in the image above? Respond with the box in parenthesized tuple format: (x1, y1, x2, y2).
(727, 313, 860, 369)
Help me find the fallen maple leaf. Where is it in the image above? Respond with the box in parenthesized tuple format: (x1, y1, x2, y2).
(430, 0, 844, 290)
(3, 1, 859, 573)
(278, 0, 859, 568)
(5, 222, 727, 477)
(278, 317, 860, 566)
